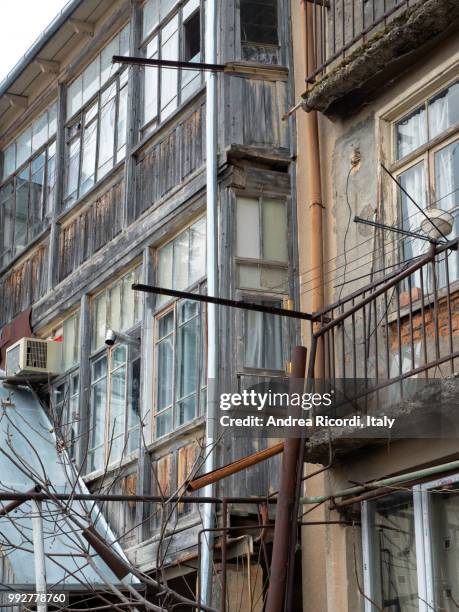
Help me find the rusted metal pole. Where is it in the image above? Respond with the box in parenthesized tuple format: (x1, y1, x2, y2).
(265, 346, 307, 612)
(187, 442, 285, 492)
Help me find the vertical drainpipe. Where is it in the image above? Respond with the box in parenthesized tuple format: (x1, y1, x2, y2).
(200, 0, 218, 606)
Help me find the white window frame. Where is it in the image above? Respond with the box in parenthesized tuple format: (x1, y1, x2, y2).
(362, 471, 459, 612)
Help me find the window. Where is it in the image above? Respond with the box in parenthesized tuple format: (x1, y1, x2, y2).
(141, 0, 202, 135)
(91, 265, 143, 351)
(53, 371, 80, 460)
(155, 298, 206, 437)
(394, 80, 459, 286)
(156, 217, 206, 303)
(154, 219, 206, 438)
(64, 25, 130, 208)
(88, 344, 141, 472)
(0, 105, 57, 268)
(240, 0, 279, 63)
(236, 195, 289, 293)
(61, 311, 80, 372)
(242, 301, 284, 371)
(362, 473, 459, 612)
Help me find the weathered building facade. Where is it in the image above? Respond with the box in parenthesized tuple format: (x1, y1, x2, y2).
(292, 0, 459, 610)
(0, 0, 298, 607)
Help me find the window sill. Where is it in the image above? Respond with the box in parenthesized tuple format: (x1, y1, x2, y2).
(83, 451, 139, 484)
(56, 159, 126, 225)
(147, 415, 205, 455)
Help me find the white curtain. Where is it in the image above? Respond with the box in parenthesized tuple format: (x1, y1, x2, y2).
(397, 108, 426, 159)
(435, 140, 459, 283)
(245, 311, 283, 370)
(429, 90, 449, 140)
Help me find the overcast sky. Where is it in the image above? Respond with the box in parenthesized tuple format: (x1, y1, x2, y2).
(0, 0, 69, 82)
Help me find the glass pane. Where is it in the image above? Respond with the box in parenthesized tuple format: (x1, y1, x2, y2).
(158, 310, 174, 338)
(14, 168, 29, 254)
(45, 141, 56, 217)
(66, 136, 81, 204)
(16, 127, 32, 168)
(244, 306, 283, 370)
(156, 408, 172, 437)
(119, 23, 131, 57)
(98, 95, 116, 178)
(435, 138, 459, 211)
(240, 0, 279, 44)
(32, 112, 48, 152)
(176, 396, 196, 426)
(160, 18, 179, 113)
(92, 354, 107, 381)
(112, 344, 127, 369)
(158, 241, 173, 305)
(121, 271, 135, 330)
(157, 335, 173, 410)
(370, 493, 418, 611)
(3, 143, 16, 180)
(143, 0, 160, 39)
(396, 106, 427, 159)
(429, 80, 459, 140)
(263, 198, 287, 261)
(48, 103, 57, 138)
(189, 218, 206, 284)
(127, 357, 141, 441)
(434, 139, 459, 283)
(430, 488, 459, 612)
(63, 314, 78, 371)
(82, 57, 100, 105)
(100, 36, 119, 86)
(80, 120, 97, 195)
(108, 282, 122, 330)
(173, 229, 189, 290)
(29, 154, 46, 239)
(160, 0, 179, 19)
(0, 183, 14, 266)
(178, 299, 198, 324)
(116, 84, 128, 161)
(399, 161, 427, 231)
(90, 377, 107, 466)
(237, 197, 260, 258)
(67, 76, 83, 118)
(183, 0, 200, 21)
(92, 293, 107, 350)
(144, 36, 159, 125)
(109, 366, 126, 438)
(176, 317, 198, 400)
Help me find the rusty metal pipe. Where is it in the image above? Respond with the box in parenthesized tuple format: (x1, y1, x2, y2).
(265, 346, 307, 612)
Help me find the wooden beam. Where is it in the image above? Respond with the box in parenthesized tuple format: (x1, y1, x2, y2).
(69, 18, 94, 36)
(35, 59, 60, 74)
(4, 93, 28, 109)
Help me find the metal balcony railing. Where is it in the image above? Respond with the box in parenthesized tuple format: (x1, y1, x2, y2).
(307, 239, 459, 411)
(305, 0, 420, 84)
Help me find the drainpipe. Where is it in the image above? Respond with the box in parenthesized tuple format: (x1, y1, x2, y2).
(200, 0, 218, 606)
(302, 0, 325, 320)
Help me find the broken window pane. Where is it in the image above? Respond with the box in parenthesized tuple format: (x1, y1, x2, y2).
(240, 0, 278, 45)
(184, 10, 200, 61)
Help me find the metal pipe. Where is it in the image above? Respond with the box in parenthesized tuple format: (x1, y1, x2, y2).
(200, 0, 218, 604)
(31, 500, 47, 612)
(187, 442, 285, 491)
(221, 499, 228, 612)
(0, 493, 278, 504)
(112, 55, 225, 72)
(133, 284, 313, 320)
(0, 485, 41, 517)
(265, 347, 307, 612)
(299, 458, 459, 505)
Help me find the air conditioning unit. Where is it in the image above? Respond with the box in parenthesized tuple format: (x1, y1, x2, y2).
(5, 338, 62, 379)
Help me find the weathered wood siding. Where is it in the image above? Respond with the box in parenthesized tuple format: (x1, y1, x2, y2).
(132, 102, 205, 223)
(0, 242, 49, 327)
(224, 74, 290, 151)
(58, 181, 124, 282)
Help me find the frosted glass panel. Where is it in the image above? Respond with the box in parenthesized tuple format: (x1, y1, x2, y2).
(236, 197, 260, 258)
(263, 198, 287, 261)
